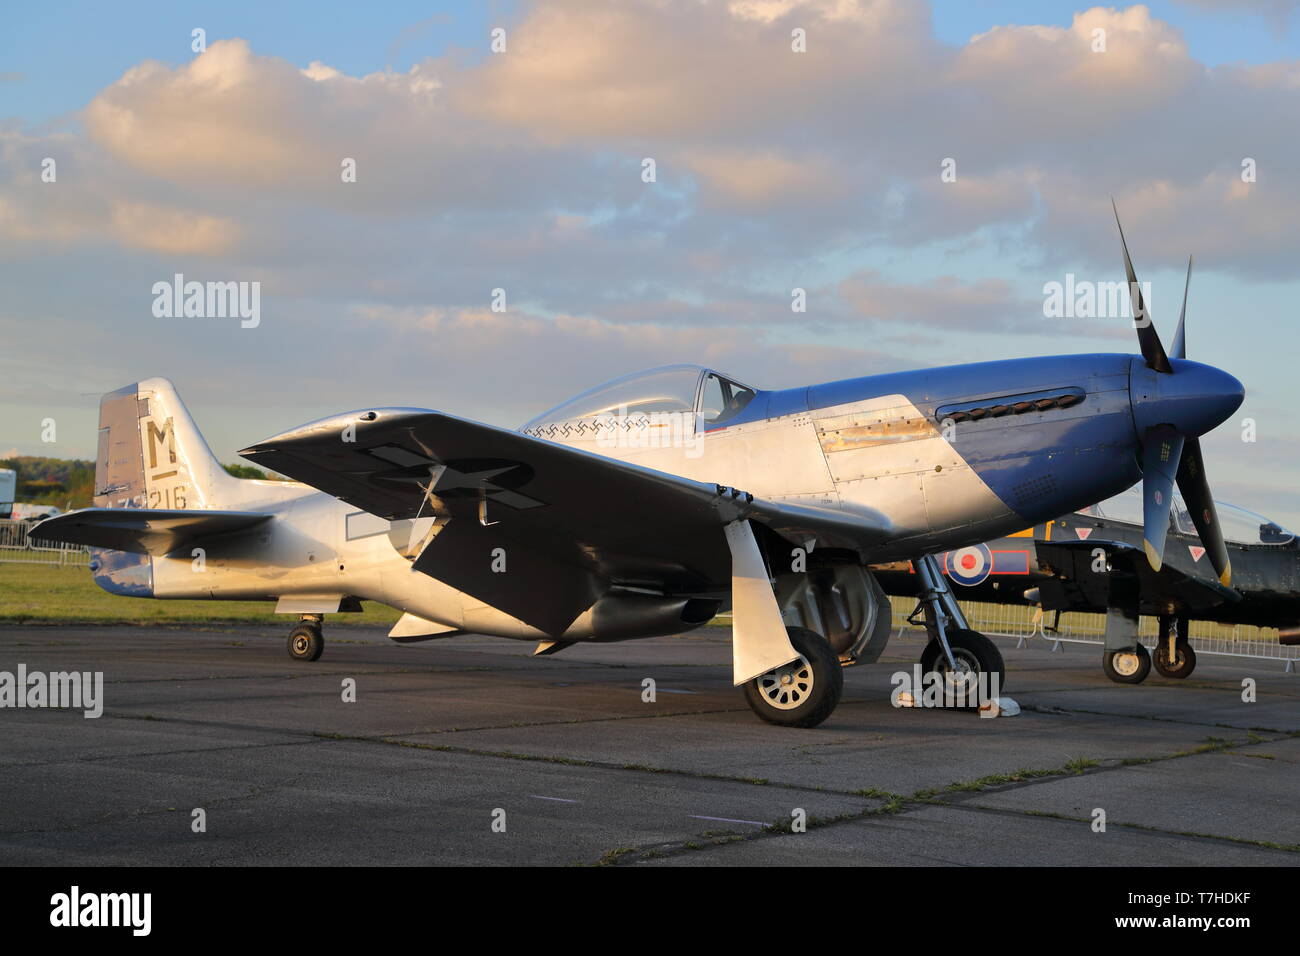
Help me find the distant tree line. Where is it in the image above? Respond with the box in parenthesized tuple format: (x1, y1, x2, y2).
(1, 456, 94, 509)
(223, 463, 290, 481)
(0, 457, 288, 510)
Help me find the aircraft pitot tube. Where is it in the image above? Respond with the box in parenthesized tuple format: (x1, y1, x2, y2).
(1113, 202, 1243, 585)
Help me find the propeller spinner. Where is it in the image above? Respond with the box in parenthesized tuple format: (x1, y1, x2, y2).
(1113, 204, 1241, 585)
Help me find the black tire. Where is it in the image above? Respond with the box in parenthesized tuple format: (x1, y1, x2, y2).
(288, 623, 324, 662)
(1153, 639, 1196, 679)
(919, 628, 1006, 707)
(1102, 643, 1151, 684)
(742, 627, 843, 728)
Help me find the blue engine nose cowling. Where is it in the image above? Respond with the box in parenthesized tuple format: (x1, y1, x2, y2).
(1129, 357, 1244, 438)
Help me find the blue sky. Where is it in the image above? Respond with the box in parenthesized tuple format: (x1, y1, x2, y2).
(2, 0, 1299, 528)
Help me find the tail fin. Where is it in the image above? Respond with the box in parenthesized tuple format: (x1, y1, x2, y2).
(94, 378, 246, 511)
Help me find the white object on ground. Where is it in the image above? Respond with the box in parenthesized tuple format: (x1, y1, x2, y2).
(979, 696, 1020, 718)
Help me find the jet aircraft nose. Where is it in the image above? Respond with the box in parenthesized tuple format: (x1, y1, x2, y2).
(1130, 358, 1244, 438)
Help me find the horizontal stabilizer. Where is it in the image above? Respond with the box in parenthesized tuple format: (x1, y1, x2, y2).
(31, 508, 271, 556)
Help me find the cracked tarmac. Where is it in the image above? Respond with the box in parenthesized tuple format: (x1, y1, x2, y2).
(0, 624, 1296, 866)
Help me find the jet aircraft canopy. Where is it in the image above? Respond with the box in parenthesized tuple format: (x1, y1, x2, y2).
(521, 364, 758, 431)
(1079, 487, 1295, 547)
(1177, 500, 1295, 547)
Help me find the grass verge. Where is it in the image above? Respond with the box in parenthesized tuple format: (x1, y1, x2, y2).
(0, 562, 402, 627)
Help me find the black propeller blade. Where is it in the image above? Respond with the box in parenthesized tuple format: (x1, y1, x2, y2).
(1171, 255, 1191, 361)
(1112, 198, 1172, 374)
(1175, 438, 1232, 586)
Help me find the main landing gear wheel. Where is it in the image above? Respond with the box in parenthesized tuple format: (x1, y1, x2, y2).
(919, 628, 1006, 707)
(1102, 643, 1150, 684)
(1153, 639, 1196, 679)
(288, 623, 324, 662)
(743, 626, 843, 728)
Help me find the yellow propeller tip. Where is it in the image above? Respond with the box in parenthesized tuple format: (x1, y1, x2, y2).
(1219, 564, 1232, 588)
(1143, 539, 1163, 572)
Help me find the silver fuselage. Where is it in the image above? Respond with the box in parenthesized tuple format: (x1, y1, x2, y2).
(128, 356, 1155, 641)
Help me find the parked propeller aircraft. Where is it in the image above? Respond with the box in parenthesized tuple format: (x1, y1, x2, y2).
(873, 486, 1299, 683)
(33, 213, 1246, 727)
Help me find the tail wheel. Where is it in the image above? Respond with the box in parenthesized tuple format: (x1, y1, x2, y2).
(742, 627, 843, 728)
(920, 628, 1006, 707)
(1153, 639, 1196, 679)
(288, 623, 324, 662)
(1102, 643, 1150, 684)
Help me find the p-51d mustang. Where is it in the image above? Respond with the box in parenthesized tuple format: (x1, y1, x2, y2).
(35, 217, 1245, 727)
(873, 487, 1300, 684)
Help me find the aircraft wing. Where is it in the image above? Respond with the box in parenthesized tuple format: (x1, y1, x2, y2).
(240, 407, 892, 637)
(31, 508, 271, 557)
(1035, 538, 1242, 615)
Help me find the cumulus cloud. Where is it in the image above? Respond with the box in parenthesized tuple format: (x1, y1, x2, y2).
(85, 40, 440, 188)
(0, 130, 240, 256)
(460, 0, 937, 142)
(81, 39, 614, 219)
(2, 2, 1295, 277)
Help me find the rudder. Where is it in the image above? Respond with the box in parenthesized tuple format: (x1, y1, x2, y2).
(94, 377, 244, 512)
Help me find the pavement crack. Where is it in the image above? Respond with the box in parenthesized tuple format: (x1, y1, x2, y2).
(313, 731, 819, 792)
(1018, 702, 1298, 735)
(956, 802, 1300, 854)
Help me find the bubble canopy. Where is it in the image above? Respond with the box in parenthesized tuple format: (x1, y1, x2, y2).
(521, 364, 757, 430)
(1078, 486, 1295, 547)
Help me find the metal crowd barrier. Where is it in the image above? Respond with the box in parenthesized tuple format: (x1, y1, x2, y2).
(887, 595, 1299, 673)
(0, 519, 90, 567)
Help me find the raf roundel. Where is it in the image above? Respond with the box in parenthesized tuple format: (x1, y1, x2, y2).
(945, 543, 993, 586)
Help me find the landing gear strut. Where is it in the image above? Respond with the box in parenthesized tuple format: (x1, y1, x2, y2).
(742, 626, 843, 728)
(1152, 615, 1196, 679)
(909, 554, 1005, 704)
(288, 614, 324, 661)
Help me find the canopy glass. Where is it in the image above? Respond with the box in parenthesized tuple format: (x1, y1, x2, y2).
(521, 365, 756, 430)
(1078, 486, 1294, 546)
